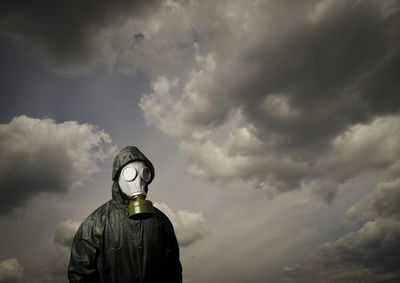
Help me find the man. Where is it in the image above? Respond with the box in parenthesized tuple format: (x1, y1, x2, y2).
(68, 146, 182, 283)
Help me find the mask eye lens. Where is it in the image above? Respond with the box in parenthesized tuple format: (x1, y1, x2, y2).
(142, 167, 151, 182)
(122, 167, 137, 181)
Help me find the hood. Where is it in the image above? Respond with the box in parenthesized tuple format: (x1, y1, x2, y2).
(111, 146, 155, 207)
(112, 146, 155, 184)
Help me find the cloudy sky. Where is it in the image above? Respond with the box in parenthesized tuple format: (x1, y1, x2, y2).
(1, 0, 399, 282)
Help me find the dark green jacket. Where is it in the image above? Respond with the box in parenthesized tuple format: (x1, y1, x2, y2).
(68, 146, 182, 283)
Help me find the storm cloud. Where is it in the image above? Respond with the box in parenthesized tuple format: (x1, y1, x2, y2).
(282, 178, 400, 282)
(342, 178, 400, 226)
(0, 0, 161, 74)
(0, 115, 115, 215)
(139, 0, 400, 201)
(282, 219, 400, 282)
(1, 1, 400, 282)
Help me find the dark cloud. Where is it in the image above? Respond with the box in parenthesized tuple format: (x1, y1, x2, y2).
(282, 219, 400, 282)
(237, 0, 400, 152)
(342, 179, 400, 225)
(140, 0, 400, 201)
(171, 0, 400, 156)
(282, 178, 400, 281)
(0, 0, 161, 73)
(0, 115, 115, 215)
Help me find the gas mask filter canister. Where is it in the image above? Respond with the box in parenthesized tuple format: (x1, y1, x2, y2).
(118, 161, 154, 219)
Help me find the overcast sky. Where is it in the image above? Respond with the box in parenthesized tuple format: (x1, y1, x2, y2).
(1, 0, 399, 282)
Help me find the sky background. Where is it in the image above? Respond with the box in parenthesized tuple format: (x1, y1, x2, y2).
(0, 0, 400, 282)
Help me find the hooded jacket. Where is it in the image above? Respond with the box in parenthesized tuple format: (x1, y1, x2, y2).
(68, 146, 182, 283)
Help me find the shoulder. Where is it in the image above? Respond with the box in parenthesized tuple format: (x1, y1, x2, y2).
(154, 206, 174, 231)
(154, 206, 170, 221)
(76, 201, 110, 240)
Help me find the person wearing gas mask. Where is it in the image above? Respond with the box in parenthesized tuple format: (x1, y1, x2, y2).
(68, 146, 182, 283)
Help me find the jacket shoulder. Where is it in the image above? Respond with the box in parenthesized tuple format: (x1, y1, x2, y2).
(154, 206, 175, 230)
(76, 201, 110, 240)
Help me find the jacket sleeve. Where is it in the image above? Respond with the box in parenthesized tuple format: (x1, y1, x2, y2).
(68, 222, 100, 283)
(165, 224, 183, 283)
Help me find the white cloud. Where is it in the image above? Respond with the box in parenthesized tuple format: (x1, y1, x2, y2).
(54, 219, 81, 248)
(0, 115, 116, 215)
(144, 74, 400, 200)
(38, 247, 70, 283)
(0, 258, 23, 282)
(139, 54, 220, 141)
(309, 0, 347, 23)
(154, 202, 209, 247)
(36, 220, 80, 283)
(262, 95, 300, 120)
(139, 76, 190, 139)
(292, 197, 323, 216)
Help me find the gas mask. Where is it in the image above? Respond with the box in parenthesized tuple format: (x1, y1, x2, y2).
(118, 161, 154, 219)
